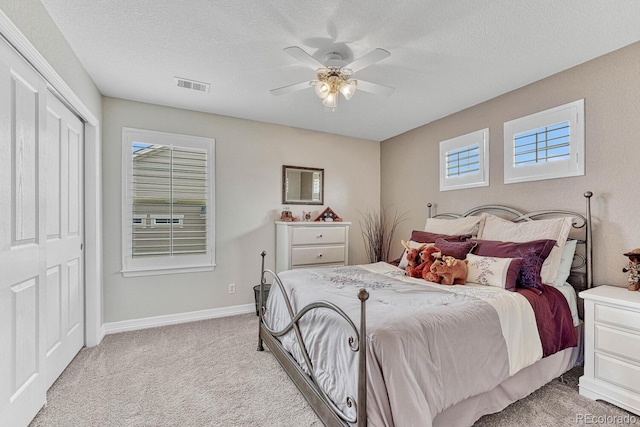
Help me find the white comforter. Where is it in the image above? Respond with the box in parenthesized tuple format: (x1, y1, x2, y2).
(264, 263, 543, 427)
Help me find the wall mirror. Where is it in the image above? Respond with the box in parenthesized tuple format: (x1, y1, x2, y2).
(282, 165, 324, 205)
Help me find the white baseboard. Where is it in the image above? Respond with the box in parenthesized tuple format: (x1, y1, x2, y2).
(103, 303, 256, 335)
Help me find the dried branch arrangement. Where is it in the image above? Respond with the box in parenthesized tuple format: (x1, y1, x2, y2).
(359, 206, 407, 263)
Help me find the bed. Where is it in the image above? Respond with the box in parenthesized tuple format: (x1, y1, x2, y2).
(256, 192, 593, 427)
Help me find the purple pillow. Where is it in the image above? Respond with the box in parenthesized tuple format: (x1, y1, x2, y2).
(410, 230, 471, 243)
(471, 239, 556, 292)
(434, 238, 477, 260)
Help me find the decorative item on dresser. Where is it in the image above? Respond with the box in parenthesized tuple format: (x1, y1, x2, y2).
(579, 285, 640, 416)
(314, 206, 342, 222)
(275, 221, 350, 273)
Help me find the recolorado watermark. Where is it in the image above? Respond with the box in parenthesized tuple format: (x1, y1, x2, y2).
(576, 413, 638, 425)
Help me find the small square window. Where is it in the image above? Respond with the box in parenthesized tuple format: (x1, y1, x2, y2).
(504, 99, 584, 184)
(439, 128, 489, 191)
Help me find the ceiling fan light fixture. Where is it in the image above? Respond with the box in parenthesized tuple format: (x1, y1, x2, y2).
(322, 92, 337, 108)
(272, 46, 393, 109)
(339, 80, 357, 100)
(314, 80, 331, 99)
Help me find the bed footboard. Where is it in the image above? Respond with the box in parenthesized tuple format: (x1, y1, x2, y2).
(256, 251, 368, 427)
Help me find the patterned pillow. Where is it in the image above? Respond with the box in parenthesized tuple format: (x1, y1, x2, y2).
(434, 238, 476, 260)
(471, 239, 556, 293)
(477, 214, 572, 285)
(466, 253, 523, 291)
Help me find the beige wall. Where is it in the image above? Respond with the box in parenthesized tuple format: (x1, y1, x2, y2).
(6, 0, 637, 321)
(103, 97, 380, 322)
(381, 42, 640, 287)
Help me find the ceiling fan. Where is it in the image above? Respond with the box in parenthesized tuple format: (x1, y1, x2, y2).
(270, 46, 395, 108)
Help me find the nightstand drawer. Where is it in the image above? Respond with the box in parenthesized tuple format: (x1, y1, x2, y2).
(291, 245, 345, 266)
(292, 227, 346, 245)
(596, 304, 640, 333)
(595, 353, 640, 394)
(595, 324, 640, 364)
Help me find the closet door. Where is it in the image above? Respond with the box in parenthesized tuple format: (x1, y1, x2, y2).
(44, 92, 84, 389)
(0, 38, 86, 425)
(0, 38, 49, 426)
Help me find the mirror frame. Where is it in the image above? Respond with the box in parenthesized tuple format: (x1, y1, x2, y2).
(282, 165, 324, 205)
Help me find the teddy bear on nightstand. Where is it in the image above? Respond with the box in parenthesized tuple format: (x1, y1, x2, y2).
(622, 248, 640, 291)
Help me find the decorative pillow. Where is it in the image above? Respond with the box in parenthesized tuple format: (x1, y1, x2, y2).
(398, 241, 434, 269)
(434, 238, 476, 260)
(478, 214, 572, 285)
(471, 239, 556, 292)
(553, 239, 578, 288)
(424, 216, 485, 237)
(466, 253, 523, 291)
(410, 230, 471, 243)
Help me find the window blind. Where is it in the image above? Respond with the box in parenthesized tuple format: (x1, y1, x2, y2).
(131, 143, 208, 257)
(513, 121, 570, 167)
(446, 143, 480, 178)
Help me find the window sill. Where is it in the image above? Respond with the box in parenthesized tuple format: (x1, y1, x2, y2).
(121, 264, 216, 278)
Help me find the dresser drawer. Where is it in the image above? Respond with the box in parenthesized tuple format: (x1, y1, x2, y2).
(595, 324, 640, 364)
(291, 245, 345, 266)
(596, 304, 640, 333)
(595, 352, 640, 394)
(291, 227, 346, 245)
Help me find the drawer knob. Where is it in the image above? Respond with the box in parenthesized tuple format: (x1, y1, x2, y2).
(317, 234, 323, 238)
(318, 253, 323, 258)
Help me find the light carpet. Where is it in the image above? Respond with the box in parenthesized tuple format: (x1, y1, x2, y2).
(30, 313, 636, 426)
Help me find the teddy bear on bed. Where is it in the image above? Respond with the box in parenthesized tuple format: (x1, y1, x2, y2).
(401, 240, 429, 278)
(419, 245, 444, 283)
(430, 255, 469, 285)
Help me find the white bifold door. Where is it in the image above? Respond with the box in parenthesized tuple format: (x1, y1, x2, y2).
(0, 36, 85, 426)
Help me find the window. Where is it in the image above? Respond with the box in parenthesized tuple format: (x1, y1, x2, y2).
(504, 99, 584, 184)
(446, 144, 480, 177)
(439, 128, 489, 191)
(122, 128, 215, 277)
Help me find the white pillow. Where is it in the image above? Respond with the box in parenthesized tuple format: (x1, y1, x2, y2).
(478, 214, 572, 285)
(553, 239, 577, 288)
(424, 216, 484, 236)
(398, 241, 434, 269)
(466, 253, 522, 291)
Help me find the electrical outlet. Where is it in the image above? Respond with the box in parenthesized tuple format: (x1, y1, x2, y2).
(228, 283, 236, 294)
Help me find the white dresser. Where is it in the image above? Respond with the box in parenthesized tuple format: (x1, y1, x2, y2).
(579, 285, 640, 416)
(275, 221, 350, 273)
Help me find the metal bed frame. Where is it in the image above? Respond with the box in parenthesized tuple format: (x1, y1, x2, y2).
(256, 191, 593, 427)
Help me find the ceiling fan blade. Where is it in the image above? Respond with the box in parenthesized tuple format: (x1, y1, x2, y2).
(346, 48, 391, 74)
(356, 80, 395, 96)
(270, 81, 313, 96)
(283, 46, 325, 70)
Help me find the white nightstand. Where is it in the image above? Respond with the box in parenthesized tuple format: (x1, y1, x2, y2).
(275, 221, 350, 273)
(579, 285, 640, 415)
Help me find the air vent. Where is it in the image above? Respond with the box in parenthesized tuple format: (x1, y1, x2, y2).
(174, 77, 210, 93)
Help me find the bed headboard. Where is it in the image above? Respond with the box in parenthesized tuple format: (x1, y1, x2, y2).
(426, 191, 593, 295)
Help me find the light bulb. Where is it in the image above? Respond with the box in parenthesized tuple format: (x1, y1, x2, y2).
(339, 80, 357, 100)
(314, 81, 330, 99)
(322, 92, 337, 108)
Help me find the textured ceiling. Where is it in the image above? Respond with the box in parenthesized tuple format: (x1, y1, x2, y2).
(40, 0, 640, 141)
